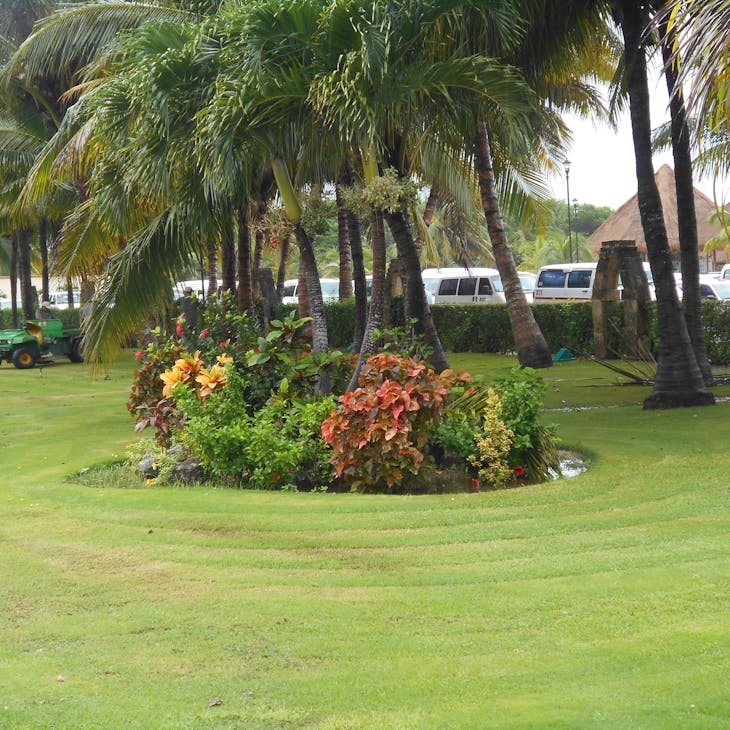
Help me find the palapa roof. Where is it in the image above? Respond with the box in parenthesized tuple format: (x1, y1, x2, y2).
(587, 164, 728, 260)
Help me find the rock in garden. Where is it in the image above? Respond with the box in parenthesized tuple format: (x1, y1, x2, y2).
(137, 451, 159, 477)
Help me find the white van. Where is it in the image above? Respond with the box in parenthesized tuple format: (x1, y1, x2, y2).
(533, 262, 655, 302)
(533, 263, 597, 302)
(48, 291, 78, 309)
(421, 267, 508, 304)
(282, 278, 366, 305)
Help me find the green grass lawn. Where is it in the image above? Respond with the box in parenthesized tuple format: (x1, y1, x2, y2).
(2, 352, 730, 728)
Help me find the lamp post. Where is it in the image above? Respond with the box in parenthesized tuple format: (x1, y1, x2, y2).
(572, 197, 579, 263)
(564, 159, 573, 263)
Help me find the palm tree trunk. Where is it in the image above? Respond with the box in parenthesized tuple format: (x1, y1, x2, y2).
(67, 277, 75, 309)
(221, 218, 236, 298)
(17, 228, 34, 321)
(276, 233, 291, 299)
(341, 157, 368, 351)
(474, 121, 552, 369)
(417, 186, 439, 258)
(206, 240, 218, 301)
(39, 218, 49, 302)
(348, 208, 368, 351)
(660, 27, 713, 386)
(335, 182, 353, 299)
(297, 257, 311, 322)
(619, 0, 713, 408)
(236, 206, 254, 313)
(294, 223, 331, 395)
(10, 234, 18, 328)
(253, 198, 267, 270)
(384, 209, 450, 372)
(347, 210, 387, 391)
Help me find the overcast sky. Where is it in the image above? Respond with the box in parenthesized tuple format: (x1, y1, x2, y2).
(547, 70, 728, 211)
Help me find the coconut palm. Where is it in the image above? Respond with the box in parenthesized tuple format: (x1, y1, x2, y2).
(660, 0, 730, 136)
(616, 0, 713, 407)
(311, 0, 550, 371)
(653, 8, 713, 385)
(434, 0, 618, 369)
(196, 0, 339, 375)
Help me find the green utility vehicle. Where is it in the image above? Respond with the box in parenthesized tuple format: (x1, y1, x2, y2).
(0, 319, 84, 369)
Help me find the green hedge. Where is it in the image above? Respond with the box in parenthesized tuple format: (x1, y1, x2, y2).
(701, 300, 730, 365)
(427, 302, 647, 356)
(296, 299, 730, 365)
(20, 300, 716, 364)
(0, 307, 81, 329)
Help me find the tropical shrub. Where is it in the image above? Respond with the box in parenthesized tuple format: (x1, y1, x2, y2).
(196, 291, 260, 364)
(373, 318, 433, 362)
(493, 367, 561, 482)
(244, 311, 350, 408)
(177, 374, 335, 490)
(468, 388, 515, 488)
(432, 410, 479, 465)
(321, 353, 450, 492)
(127, 336, 186, 445)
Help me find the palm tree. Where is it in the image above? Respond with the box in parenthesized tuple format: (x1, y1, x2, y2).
(429, 0, 617, 370)
(312, 0, 551, 372)
(660, 0, 730, 137)
(198, 0, 336, 372)
(656, 9, 713, 386)
(616, 0, 713, 408)
(471, 122, 550, 367)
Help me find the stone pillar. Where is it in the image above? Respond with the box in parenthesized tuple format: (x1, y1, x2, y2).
(592, 241, 651, 359)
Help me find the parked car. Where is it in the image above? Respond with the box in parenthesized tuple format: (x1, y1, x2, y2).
(533, 263, 598, 302)
(697, 275, 730, 301)
(282, 278, 340, 305)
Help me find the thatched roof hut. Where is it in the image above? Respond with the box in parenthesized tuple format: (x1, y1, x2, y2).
(587, 164, 728, 272)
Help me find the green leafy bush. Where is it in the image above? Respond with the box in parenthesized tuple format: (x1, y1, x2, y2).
(196, 291, 260, 363)
(244, 311, 351, 408)
(177, 373, 335, 490)
(702, 300, 730, 365)
(493, 367, 561, 483)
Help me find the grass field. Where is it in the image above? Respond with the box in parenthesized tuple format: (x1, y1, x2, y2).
(1, 351, 730, 728)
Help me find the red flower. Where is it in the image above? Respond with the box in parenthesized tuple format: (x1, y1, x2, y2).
(135, 351, 143, 360)
(176, 323, 184, 337)
(512, 466, 526, 477)
(470, 477, 479, 492)
(200, 329, 209, 338)
(273, 473, 281, 482)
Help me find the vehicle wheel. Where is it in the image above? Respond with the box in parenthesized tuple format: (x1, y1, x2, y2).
(68, 336, 84, 363)
(12, 347, 37, 369)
